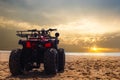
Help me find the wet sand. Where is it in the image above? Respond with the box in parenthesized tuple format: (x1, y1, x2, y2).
(0, 54, 120, 80)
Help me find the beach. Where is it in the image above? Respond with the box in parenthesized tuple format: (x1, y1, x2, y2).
(0, 53, 120, 80)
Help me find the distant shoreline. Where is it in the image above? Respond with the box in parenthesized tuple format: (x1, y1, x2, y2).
(0, 50, 120, 55)
(0, 51, 120, 62)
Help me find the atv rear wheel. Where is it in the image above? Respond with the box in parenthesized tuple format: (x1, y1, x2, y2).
(44, 48, 58, 75)
(58, 48, 65, 72)
(9, 49, 23, 76)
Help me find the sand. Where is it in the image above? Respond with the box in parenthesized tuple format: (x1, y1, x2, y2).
(0, 55, 120, 80)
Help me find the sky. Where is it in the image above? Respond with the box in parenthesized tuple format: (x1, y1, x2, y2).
(0, 0, 120, 52)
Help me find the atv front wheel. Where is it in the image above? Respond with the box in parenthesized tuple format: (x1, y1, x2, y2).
(9, 49, 23, 76)
(44, 48, 58, 75)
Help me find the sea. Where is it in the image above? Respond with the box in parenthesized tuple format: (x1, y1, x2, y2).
(0, 50, 120, 61)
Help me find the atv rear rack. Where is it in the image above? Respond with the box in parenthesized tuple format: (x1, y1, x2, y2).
(16, 28, 57, 38)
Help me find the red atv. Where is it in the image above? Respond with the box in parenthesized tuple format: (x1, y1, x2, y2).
(9, 28, 65, 76)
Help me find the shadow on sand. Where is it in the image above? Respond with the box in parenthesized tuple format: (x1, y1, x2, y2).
(5, 70, 56, 79)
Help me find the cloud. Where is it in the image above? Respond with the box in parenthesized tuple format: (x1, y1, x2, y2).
(0, 16, 43, 30)
(0, 16, 120, 50)
(0, 0, 120, 26)
(97, 32, 120, 49)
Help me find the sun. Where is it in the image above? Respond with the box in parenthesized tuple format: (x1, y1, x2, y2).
(92, 47, 97, 51)
(90, 46, 99, 52)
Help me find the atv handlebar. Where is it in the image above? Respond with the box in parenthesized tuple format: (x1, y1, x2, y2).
(48, 28, 57, 31)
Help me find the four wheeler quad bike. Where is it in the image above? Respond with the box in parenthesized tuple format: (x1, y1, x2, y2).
(9, 28, 65, 76)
